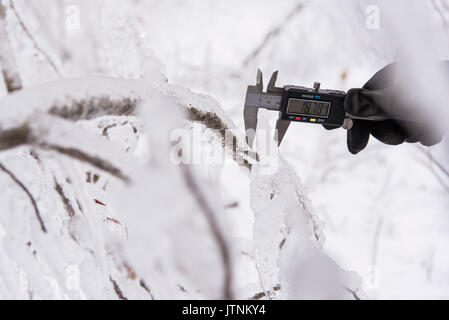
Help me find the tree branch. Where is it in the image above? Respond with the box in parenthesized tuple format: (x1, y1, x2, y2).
(139, 279, 155, 299)
(9, 0, 60, 76)
(46, 144, 130, 183)
(0, 161, 46, 232)
(242, 2, 305, 66)
(251, 284, 281, 300)
(180, 164, 233, 299)
(186, 106, 257, 171)
(54, 177, 75, 217)
(416, 145, 449, 193)
(0, 0, 22, 92)
(0, 121, 131, 183)
(109, 276, 128, 300)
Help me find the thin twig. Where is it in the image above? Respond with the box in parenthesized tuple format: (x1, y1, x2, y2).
(54, 177, 75, 217)
(423, 147, 449, 178)
(343, 286, 361, 300)
(186, 106, 257, 170)
(370, 170, 391, 266)
(0, 161, 46, 232)
(0, 126, 131, 183)
(294, 185, 321, 242)
(242, 2, 305, 66)
(428, 161, 449, 193)
(416, 145, 449, 192)
(0, 1, 22, 92)
(412, 154, 449, 193)
(251, 284, 281, 300)
(46, 144, 130, 183)
(139, 279, 154, 299)
(180, 164, 233, 299)
(109, 276, 128, 300)
(9, 0, 61, 76)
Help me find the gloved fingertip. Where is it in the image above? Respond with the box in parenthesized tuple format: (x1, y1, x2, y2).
(420, 133, 444, 146)
(347, 144, 364, 154)
(346, 120, 371, 154)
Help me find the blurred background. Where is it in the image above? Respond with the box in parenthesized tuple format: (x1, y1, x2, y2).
(2, 0, 449, 299)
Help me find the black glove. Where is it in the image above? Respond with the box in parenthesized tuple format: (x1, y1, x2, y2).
(343, 63, 444, 154)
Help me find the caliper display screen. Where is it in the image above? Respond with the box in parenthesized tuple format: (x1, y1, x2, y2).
(287, 98, 331, 118)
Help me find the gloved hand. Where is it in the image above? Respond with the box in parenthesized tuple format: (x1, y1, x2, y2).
(343, 63, 444, 154)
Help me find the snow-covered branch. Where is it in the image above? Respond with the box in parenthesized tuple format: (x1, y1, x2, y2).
(242, 2, 305, 67)
(0, 0, 22, 92)
(180, 164, 233, 299)
(0, 69, 363, 300)
(9, 0, 60, 76)
(0, 161, 46, 232)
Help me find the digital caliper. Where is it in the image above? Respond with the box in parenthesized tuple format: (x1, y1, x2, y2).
(244, 70, 396, 147)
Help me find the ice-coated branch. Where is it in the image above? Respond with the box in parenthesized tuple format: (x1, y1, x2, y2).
(0, 117, 132, 183)
(0, 76, 256, 182)
(54, 177, 76, 217)
(180, 164, 233, 299)
(249, 131, 364, 299)
(0, 0, 22, 92)
(9, 0, 61, 76)
(0, 124, 28, 150)
(186, 106, 257, 171)
(0, 161, 46, 232)
(139, 279, 154, 299)
(47, 144, 130, 183)
(0, 72, 361, 300)
(0, 75, 244, 299)
(0, 77, 144, 183)
(110, 276, 128, 300)
(0, 76, 142, 130)
(251, 284, 281, 300)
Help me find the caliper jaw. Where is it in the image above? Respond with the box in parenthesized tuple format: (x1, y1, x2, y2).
(267, 70, 283, 94)
(268, 71, 291, 146)
(243, 69, 264, 148)
(274, 117, 291, 146)
(243, 69, 290, 147)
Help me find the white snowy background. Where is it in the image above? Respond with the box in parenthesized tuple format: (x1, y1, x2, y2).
(0, 0, 448, 299)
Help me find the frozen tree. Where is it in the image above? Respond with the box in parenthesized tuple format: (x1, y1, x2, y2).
(0, 64, 364, 299)
(0, 0, 21, 93)
(0, 0, 367, 300)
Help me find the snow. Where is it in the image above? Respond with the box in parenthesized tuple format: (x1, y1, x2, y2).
(0, 0, 448, 300)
